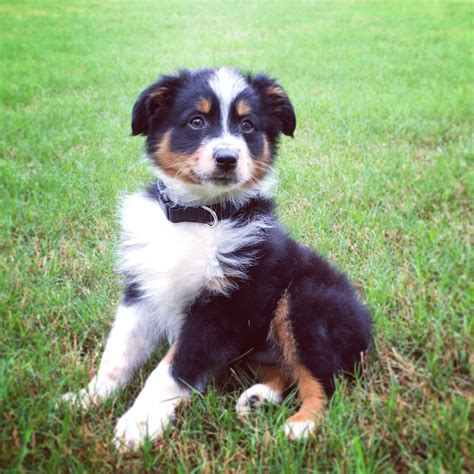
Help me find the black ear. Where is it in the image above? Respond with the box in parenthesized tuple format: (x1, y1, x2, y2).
(131, 73, 186, 136)
(250, 73, 296, 137)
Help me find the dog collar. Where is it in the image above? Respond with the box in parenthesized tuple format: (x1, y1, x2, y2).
(155, 180, 242, 226)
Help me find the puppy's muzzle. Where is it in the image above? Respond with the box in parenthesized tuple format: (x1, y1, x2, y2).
(213, 148, 238, 172)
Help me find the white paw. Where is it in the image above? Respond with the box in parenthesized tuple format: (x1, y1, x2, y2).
(236, 383, 282, 419)
(113, 402, 175, 451)
(59, 375, 115, 410)
(59, 389, 97, 410)
(283, 420, 315, 440)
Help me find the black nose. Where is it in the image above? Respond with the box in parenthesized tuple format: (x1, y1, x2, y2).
(214, 151, 238, 172)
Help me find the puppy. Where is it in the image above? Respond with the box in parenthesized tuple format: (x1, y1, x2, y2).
(63, 67, 372, 449)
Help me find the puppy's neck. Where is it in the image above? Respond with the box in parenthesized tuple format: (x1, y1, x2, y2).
(152, 168, 276, 207)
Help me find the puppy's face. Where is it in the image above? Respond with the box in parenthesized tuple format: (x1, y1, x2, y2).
(132, 68, 296, 194)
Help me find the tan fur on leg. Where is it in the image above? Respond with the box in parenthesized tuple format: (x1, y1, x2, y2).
(259, 364, 287, 393)
(267, 291, 327, 439)
(284, 364, 326, 440)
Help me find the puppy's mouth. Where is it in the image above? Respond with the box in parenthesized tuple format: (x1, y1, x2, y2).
(198, 173, 240, 187)
(208, 176, 238, 186)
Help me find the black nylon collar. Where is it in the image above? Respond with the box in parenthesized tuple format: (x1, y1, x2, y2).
(155, 180, 242, 225)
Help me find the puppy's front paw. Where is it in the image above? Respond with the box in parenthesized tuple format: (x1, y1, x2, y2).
(235, 383, 282, 419)
(59, 389, 96, 410)
(113, 402, 175, 451)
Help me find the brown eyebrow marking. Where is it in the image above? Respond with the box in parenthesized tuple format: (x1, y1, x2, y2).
(196, 98, 211, 114)
(236, 99, 251, 116)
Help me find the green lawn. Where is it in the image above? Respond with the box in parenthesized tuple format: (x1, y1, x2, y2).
(1, 1, 472, 472)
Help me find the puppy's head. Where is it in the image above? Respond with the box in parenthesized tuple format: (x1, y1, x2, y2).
(132, 68, 295, 197)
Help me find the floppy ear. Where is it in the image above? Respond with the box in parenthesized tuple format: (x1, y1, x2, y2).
(250, 73, 296, 137)
(131, 73, 185, 136)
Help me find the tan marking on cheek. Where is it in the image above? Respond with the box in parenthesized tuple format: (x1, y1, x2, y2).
(154, 130, 201, 184)
(236, 99, 251, 116)
(244, 136, 272, 187)
(196, 98, 211, 114)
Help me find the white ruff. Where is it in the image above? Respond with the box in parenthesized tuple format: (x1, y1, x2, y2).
(119, 190, 271, 342)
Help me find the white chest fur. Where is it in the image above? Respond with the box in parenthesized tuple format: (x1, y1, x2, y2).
(118, 192, 267, 341)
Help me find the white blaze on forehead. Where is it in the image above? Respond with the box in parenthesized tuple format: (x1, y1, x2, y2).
(208, 68, 247, 133)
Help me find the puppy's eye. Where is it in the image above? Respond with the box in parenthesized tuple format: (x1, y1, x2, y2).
(189, 116, 206, 130)
(240, 119, 254, 133)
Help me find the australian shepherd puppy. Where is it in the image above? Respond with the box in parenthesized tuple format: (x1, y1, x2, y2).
(63, 67, 372, 450)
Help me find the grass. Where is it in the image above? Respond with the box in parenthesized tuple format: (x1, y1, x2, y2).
(1, 0, 472, 471)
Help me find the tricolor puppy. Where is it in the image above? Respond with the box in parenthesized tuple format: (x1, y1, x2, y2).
(63, 67, 372, 449)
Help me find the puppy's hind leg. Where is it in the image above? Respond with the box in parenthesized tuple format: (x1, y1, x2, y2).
(62, 300, 161, 409)
(283, 365, 326, 440)
(275, 273, 371, 440)
(268, 290, 327, 440)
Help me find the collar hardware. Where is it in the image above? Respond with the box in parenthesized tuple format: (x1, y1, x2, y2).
(154, 180, 241, 225)
(201, 206, 218, 226)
